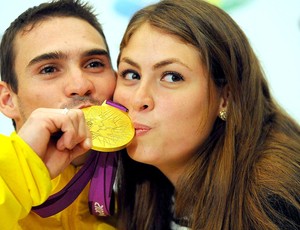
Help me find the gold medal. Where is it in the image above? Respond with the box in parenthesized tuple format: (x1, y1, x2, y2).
(82, 100, 134, 152)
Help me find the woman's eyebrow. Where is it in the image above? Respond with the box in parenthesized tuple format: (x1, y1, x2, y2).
(119, 57, 191, 70)
(119, 57, 140, 69)
(153, 58, 191, 70)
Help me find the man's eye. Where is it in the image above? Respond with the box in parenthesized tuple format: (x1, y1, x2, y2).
(121, 70, 140, 80)
(40, 66, 56, 74)
(86, 60, 105, 68)
(162, 71, 184, 82)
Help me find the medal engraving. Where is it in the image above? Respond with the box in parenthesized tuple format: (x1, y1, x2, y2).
(82, 100, 134, 152)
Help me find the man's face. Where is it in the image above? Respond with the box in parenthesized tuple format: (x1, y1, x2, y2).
(12, 17, 116, 130)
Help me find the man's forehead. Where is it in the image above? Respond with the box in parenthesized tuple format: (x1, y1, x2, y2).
(14, 17, 107, 59)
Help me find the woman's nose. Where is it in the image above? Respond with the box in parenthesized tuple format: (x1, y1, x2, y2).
(132, 85, 154, 112)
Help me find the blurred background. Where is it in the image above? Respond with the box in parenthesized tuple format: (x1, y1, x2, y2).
(1, 0, 300, 135)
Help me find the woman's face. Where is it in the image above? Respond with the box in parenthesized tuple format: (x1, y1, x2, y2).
(114, 23, 224, 184)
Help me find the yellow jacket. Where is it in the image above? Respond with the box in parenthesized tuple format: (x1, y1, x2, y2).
(0, 133, 116, 230)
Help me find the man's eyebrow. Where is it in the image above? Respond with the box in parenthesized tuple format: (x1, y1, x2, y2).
(27, 49, 110, 67)
(28, 51, 65, 67)
(83, 48, 109, 58)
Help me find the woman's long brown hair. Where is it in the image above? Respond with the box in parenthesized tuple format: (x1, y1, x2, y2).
(117, 0, 300, 229)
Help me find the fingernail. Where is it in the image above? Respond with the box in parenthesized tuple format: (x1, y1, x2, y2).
(84, 138, 92, 149)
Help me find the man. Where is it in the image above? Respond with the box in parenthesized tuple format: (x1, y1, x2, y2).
(0, 0, 117, 229)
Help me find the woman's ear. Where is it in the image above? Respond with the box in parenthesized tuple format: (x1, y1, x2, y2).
(218, 85, 230, 121)
(0, 81, 19, 119)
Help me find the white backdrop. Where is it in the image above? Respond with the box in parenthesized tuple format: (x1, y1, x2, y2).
(1, 0, 300, 135)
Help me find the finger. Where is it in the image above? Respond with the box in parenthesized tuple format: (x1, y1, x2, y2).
(68, 141, 92, 161)
(57, 109, 90, 151)
(77, 109, 92, 147)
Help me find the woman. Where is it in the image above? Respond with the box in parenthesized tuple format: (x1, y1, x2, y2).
(114, 0, 300, 229)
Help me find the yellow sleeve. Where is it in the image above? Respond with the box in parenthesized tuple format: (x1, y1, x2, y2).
(0, 132, 52, 230)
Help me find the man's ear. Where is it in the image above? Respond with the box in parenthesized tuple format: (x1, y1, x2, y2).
(0, 81, 19, 119)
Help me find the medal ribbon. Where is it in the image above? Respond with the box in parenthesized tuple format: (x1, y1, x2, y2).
(32, 151, 117, 217)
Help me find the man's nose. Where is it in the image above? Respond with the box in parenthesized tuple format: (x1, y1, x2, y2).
(64, 71, 94, 97)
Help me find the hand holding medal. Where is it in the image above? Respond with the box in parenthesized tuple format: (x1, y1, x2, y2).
(33, 100, 134, 217)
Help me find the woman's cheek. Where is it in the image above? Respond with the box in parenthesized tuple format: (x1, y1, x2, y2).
(114, 87, 129, 106)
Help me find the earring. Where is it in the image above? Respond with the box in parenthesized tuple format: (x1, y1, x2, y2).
(219, 110, 227, 121)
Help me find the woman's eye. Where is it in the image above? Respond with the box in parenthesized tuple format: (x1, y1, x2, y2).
(162, 72, 184, 82)
(121, 70, 140, 80)
(40, 66, 56, 74)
